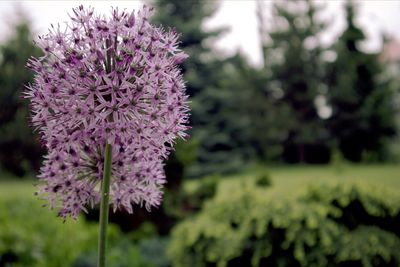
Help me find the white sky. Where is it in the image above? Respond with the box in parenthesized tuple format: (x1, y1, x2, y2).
(1, 0, 400, 67)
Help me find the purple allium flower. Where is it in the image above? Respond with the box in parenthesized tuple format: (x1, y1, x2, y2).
(25, 5, 189, 219)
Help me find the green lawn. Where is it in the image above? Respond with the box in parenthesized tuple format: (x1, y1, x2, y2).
(265, 164, 400, 199)
(0, 179, 36, 199)
(184, 164, 400, 201)
(1, 164, 399, 200)
(269, 164, 400, 189)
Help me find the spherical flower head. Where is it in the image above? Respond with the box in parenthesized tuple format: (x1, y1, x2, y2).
(25, 5, 190, 219)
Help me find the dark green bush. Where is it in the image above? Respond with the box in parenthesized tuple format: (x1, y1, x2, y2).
(73, 239, 149, 267)
(255, 171, 272, 187)
(168, 181, 400, 267)
(184, 175, 221, 210)
(163, 175, 221, 219)
(138, 236, 170, 267)
(0, 197, 148, 267)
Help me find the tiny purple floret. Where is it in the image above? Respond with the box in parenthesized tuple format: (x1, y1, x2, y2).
(25, 5, 189, 219)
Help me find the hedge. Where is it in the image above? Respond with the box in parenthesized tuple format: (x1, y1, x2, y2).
(168, 180, 400, 267)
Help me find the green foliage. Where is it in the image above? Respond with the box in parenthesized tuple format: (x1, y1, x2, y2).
(304, 182, 400, 223)
(168, 181, 400, 267)
(173, 138, 199, 169)
(151, 0, 224, 98)
(262, 0, 330, 163)
(330, 149, 347, 174)
(327, 1, 396, 162)
(150, 0, 398, 169)
(0, 198, 94, 267)
(138, 237, 170, 267)
(128, 222, 158, 242)
(255, 171, 272, 187)
(0, 20, 44, 176)
(187, 61, 257, 176)
(163, 175, 221, 219)
(153, 0, 255, 177)
(0, 197, 147, 267)
(73, 239, 149, 267)
(183, 175, 221, 211)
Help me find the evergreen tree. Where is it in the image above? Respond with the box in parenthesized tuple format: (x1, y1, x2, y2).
(152, 0, 252, 176)
(262, 0, 330, 163)
(151, 0, 223, 97)
(190, 54, 259, 175)
(327, 1, 396, 162)
(0, 20, 44, 176)
(223, 53, 289, 162)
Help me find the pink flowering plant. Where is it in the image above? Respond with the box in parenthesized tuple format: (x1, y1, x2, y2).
(25, 5, 189, 266)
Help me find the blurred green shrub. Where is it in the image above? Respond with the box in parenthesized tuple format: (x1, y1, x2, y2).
(137, 237, 170, 267)
(184, 175, 221, 210)
(255, 171, 272, 187)
(330, 149, 347, 174)
(168, 181, 400, 267)
(73, 239, 149, 267)
(128, 222, 158, 242)
(163, 175, 221, 219)
(0, 197, 148, 267)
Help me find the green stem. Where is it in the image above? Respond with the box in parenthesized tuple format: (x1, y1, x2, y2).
(98, 143, 112, 267)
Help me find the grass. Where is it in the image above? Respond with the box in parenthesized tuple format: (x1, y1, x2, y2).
(0, 179, 36, 199)
(185, 164, 400, 200)
(1, 164, 399, 200)
(269, 164, 400, 189)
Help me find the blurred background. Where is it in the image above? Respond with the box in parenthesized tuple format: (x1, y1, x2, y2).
(0, 0, 400, 266)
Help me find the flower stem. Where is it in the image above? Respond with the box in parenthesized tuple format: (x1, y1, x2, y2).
(98, 143, 112, 267)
